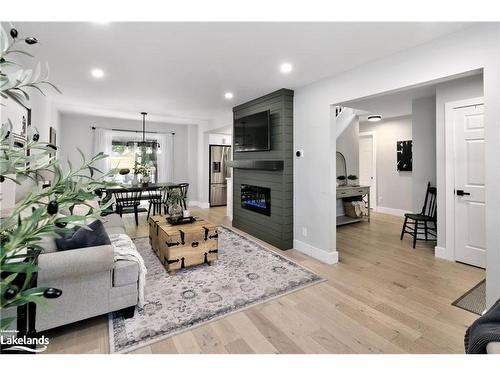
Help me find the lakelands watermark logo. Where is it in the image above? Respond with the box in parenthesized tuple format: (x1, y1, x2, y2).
(1, 330, 49, 353)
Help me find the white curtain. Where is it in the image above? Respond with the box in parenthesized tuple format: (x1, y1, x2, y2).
(155, 133, 174, 182)
(92, 128, 113, 175)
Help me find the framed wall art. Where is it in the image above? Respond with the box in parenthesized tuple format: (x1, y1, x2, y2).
(397, 140, 412, 172)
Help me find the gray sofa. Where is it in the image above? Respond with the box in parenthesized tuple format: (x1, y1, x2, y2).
(36, 214, 140, 332)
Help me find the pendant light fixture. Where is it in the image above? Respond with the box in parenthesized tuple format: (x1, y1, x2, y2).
(127, 112, 160, 153)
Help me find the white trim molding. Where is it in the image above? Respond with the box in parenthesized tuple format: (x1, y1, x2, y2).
(376, 206, 407, 217)
(188, 201, 210, 209)
(293, 239, 339, 264)
(434, 246, 454, 261)
(199, 202, 210, 209)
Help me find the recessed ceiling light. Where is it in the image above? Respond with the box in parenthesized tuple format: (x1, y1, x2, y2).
(224, 92, 234, 100)
(367, 115, 382, 122)
(280, 62, 293, 74)
(91, 68, 105, 79)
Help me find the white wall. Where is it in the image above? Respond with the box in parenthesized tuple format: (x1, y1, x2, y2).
(360, 116, 412, 213)
(196, 114, 233, 208)
(58, 112, 198, 201)
(187, 124, 199, 204)
(208, 133, 232, 145)
(412, 96, 436, 213)
(0, 91, 58, 210)
(293, 24, 500, 306)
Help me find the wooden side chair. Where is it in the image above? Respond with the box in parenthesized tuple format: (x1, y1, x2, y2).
(400, 182, 437, 248)
(113, 190, 144, 226)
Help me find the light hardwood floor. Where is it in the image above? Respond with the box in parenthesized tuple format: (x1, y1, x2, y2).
(44, 208, 484, 354)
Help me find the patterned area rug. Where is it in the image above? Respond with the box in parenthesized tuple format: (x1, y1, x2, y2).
(108, 226, 323, 353)
(452, 279, 486, 315)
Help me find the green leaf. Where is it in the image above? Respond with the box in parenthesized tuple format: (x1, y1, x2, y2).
(0, 262, 38, 273)
(0, 273, 18, 286)
(53, 215, 88, 223)
(77, 148, 86, 163)
(8, 49, 34, 58)
(40, 81, 62, 94)
(20, 286, 49, 296)
(0, 316, 16, 331)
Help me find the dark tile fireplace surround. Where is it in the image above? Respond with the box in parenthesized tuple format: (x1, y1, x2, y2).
(230, 89, 293, 250)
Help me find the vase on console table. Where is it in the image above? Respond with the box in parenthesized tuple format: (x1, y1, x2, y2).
(142, 176, 150, 186)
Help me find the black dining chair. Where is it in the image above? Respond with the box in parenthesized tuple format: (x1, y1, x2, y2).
(147, 187, 164, 219)
(160, 184, 189, 214)
(113, 190, 144, 226)
(400, 182, 437, 248)
(177, 183, 189, 210)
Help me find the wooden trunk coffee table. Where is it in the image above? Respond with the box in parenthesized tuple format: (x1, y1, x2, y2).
(148, 215, 218, 274)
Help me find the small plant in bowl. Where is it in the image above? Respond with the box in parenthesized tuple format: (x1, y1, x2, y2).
(347, 174, 359, 186)
(337, 175, 347, 186)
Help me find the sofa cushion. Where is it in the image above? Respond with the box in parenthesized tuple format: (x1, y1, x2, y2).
(56, 220, 111, 251)
(106, 226, 127, 236)
(113, 259, 139, 287)
(101, 213, 126, 231)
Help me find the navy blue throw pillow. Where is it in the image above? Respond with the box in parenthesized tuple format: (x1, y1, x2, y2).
(56, 220, 111, 251)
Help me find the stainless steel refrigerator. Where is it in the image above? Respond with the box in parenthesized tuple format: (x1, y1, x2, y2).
(209, 145, 231, 206)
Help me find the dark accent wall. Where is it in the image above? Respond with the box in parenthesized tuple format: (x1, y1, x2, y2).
(232, 89, 293, 250)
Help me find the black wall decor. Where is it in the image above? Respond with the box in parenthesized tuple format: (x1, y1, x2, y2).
(397, 140, 412, 171)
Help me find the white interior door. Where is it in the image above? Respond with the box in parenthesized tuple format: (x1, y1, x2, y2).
(359, 133, 376, 210)
(453, 103, 486, 268)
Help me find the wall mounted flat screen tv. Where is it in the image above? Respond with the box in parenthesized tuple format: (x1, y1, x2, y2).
(234, 110, 271, 152)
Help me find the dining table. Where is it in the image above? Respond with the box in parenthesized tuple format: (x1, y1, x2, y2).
(104, 182, 180, 195)
(101, 182, 182, 217)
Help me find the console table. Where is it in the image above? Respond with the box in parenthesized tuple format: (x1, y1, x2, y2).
(336, 185, 370, 226)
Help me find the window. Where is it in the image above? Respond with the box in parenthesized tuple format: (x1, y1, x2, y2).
(110, 141, 158, 183)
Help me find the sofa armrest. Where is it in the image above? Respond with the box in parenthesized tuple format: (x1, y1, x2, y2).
(38, 245, 114, 282)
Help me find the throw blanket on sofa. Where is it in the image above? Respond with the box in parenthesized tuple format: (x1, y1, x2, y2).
(109, 234, 147, 308)
(465, 298, 500, 353)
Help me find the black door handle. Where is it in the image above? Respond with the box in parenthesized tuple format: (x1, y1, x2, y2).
(456, 189, 471, 196)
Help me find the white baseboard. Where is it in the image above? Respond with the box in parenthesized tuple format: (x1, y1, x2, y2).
(376, 206, 407, 217)
(435, 246, 454, 261)
(293, 239, 339, 264)
(188, 201, 210, 209)
(199, 202, 210, 209)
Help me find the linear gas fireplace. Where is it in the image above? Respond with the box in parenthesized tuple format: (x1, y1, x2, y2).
(241, 184, 271, 216)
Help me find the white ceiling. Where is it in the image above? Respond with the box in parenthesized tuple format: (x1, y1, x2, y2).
(15, 22, 475, 123)
(343, 84, 438, 121)
(343, 71, 483, 121)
